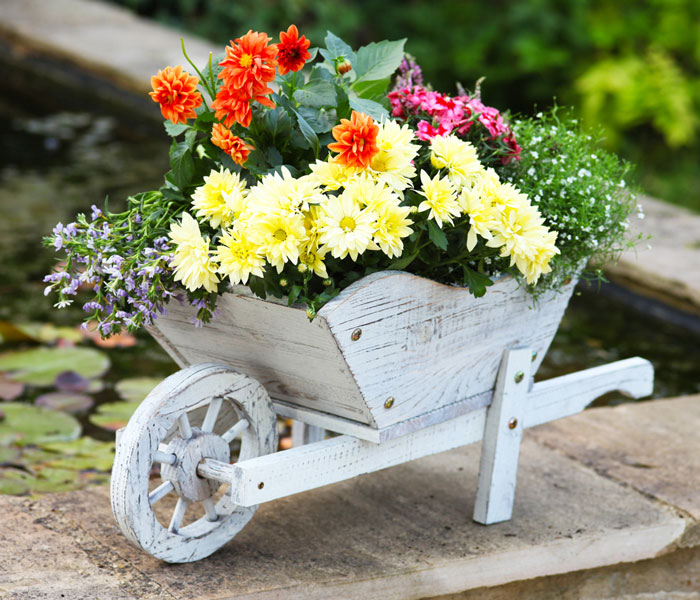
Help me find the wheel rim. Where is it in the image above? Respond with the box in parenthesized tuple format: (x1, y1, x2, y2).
(110, 363, 277, 563)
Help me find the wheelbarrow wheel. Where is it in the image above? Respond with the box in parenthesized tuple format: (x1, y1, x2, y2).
(110, 363, 278, 563)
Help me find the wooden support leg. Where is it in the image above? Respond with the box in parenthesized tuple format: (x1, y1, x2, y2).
(473, 347, 532, 525)
(291, 420, 325, 447)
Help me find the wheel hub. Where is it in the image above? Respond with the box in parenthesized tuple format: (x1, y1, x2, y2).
(161, 428, 230, 502)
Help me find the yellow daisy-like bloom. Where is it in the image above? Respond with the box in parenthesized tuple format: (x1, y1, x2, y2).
(317, 193, 377, 261)
(307, 158, 359, 191)
(247, 166, 327, 217)
(168, 212, 219, 292)
(214, 227, 265, 285)
(373, 200, 414, 258)
(416, 170, 460, 228)
(368, 120, 419, 193)
(342, 173, 397, 211)
(430, 135, 484, 188)
(191, 168, 247, 229)
(511, 229, 560, 285)
(248, 212, 307, 273)
(486, 195, 548, 261)
(299, 239, 329, 278)
(459, 186, 498, 251)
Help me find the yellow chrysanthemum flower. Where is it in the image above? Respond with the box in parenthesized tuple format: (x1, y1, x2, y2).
(191, 168, 247, 229)
(248, 212, 307, 273)
(459, 186, 498, 251)
(416, 170, 460, 228)
(317, 193, 377, 261)
(430, 135, 484, 187)
(299, 239, 329, 278)
(368, 120, 419, 192)
(307, 158, 359, 191)
(214, 227, 265, 285)
(168, 212, 219, 292)
(511, 229, 560, 284)
(247, 166, 327, 217)
(373, 200, 414, 259)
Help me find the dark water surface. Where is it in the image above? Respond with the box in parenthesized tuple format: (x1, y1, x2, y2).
(1, 93, 698, 419)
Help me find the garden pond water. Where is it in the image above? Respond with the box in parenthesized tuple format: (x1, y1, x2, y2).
(1, 94, 698, 495)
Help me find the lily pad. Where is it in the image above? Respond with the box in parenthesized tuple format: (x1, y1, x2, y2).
(89, 401, 140, 431)
(0, 347, 110, 386)
(0, 469, 30, 495)
(35, 392, 94, 413)
(115, 377, 161, 403)
(37, 438, 116, 471)
(0, 446, 20, 464)
(0, 403, 81, 446)
(0, 321, 82, 344)
(0, 375, 24, 401)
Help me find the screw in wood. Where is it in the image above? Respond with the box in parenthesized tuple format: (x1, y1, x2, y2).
(351, 328, 362, 341)
(514, 371, 525, 383)
(508, 418, 518, 430)
(531, 350, 538, 362)
(384, 397, 395, 409)
(258, 482, 265, 489)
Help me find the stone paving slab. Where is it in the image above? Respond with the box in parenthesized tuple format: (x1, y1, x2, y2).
(0, 0, 215, 94)
(529, 394, 700, 522)
(0, 434, 687, 600)
(606, 196, 700, 315)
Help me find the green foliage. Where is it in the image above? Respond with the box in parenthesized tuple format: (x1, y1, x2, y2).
(503, 108, 643, 293)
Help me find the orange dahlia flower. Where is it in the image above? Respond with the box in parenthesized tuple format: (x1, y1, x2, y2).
(149, 65, 202, 124)
(211, 86, 254, 128)
(328, 111, 380, 169)
(218, 30, 278, 99)
(211, 123, 255, 165)
(277, 25, 311, 75)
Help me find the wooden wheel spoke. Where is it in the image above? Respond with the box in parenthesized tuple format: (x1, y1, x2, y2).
(168, 497, 189, 533)
(202, 497, 218, 522)
(178, 413, 193, 440)
(153, 450, 177, 465)
(201, 397, 223, 433)
(222, 419, 249, 444)
(148, 481, 174, 505)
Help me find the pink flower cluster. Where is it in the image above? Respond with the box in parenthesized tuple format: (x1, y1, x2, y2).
(388, 86, 522, 163)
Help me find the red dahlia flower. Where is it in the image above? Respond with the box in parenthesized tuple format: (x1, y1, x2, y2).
(277, 25, 311, 75)
(149, 66, 202, 124)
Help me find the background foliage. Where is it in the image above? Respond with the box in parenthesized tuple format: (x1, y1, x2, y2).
(110, 0, 700, 212)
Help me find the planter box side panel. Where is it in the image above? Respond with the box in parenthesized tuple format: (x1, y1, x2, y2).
(149, 294, 375, 426)
(320, 273, 576, 430)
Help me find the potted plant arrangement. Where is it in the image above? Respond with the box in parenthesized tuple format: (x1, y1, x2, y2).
(44, 26, 650, 563)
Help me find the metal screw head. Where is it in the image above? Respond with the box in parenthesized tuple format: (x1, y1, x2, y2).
(531, 350, 538, 362)
(351, 328, 362, 341)
(508, 418, 518, 430)
(258, 482, 265, 490)
(514, 371, 525, 384)
(384, 397, 395, 409)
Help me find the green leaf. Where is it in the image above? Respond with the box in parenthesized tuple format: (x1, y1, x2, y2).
(308, 64, 332, 82)
(0, 347, 110, 386)
(169, 141, 195, 190)
(349, 97, 389, 120)
(323, 31, 356, 63)
(354, 39, 406, 83)
(352, 77, 391, 100)
(293, 80, 337, 107)
(427, 220, 449, 251)
(248, 275, 267, 299)
(298, 106, 334, 134)
(164, 121, 188, 137)
(287, 285, 302, 306)
(388, 252, 418, 271)
(334, 84, 351, 120)
(89, 401, 140, 431)
(462, 267, 494, 298)
(294, 110, 320, 157)
(265, 146, 284, 166)
(115, 377, 161, 403)
(0, 403, 81, 446)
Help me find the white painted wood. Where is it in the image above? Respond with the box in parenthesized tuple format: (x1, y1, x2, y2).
(110, 363, 278, 563)
(525, 357, 655, 429)
(224, 408, 489, 507)
(291, 421, 325, 446)
(148, 293, 375, 425)
(148, 271, 577, 433)
(473, 348, 532, 525)
(319, 272, 577, 431)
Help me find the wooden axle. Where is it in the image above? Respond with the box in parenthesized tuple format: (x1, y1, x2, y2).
(198, 356, 653, 521)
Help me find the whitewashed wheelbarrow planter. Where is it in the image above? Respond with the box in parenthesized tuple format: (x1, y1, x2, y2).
(110, 271, 654, 563)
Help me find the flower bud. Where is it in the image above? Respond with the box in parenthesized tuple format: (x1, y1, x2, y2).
(306, 306, 316, 320)
(337, 59, 352, 75)
(298, 263, 309, 274)
(322, 278, 332, 287)
(409, 206, 419, 214)
(279, 278, 288, 287)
